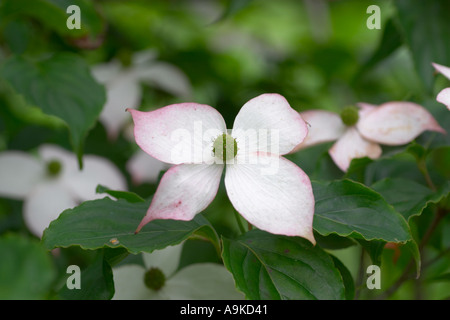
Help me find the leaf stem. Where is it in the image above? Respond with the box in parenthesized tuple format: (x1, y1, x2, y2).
(417, 159, 436, 191)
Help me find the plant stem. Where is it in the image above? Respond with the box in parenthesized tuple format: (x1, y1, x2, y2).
(354, 246, 366, 300)
(417, 159, 436, 191)
(419, 207, 446, 251)
(376, 207, 448, 299)
(422, 247, 450, 269)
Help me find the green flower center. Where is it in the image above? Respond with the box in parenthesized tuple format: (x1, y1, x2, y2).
(212, 133, 238, 162)
(340, 106, 359, 127)
(117, 49, 132, 67)
(144, 267, 166, 291)
(46, 159, 62, 177)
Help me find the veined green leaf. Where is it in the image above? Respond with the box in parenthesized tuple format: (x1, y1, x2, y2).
(58, 251, 115, 300)
(312, 179, 412, 243)
(312, 179, 421, 277)
(395, 0, 450, 91)
(0, 53, 106, 167)
(42, 197, 220, 256)
(0, 234, 56, 299)
(371, 178, 450, 221)
(95, 185, 146, 203)
(0, 0, 104, 38)
(222, 229, 346, 300)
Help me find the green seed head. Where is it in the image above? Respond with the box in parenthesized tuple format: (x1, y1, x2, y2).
(118, 49, 132, 67)
(340, 106, 360, 127)
(46, 160, 62, 177)
(144, 267, 166, 291)
(212, 133, 238, 162)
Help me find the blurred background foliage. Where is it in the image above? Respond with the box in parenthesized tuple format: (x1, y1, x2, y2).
(0, 0, 449, 300)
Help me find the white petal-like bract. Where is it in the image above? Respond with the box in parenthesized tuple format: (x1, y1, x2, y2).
(357, 102, 446, 145)
(224, 154, 315, 243)
(329, 127, 382, 172)
(0, 152, 45, 199)
(135, 163, 223, 233)
(232, 94, 308, 156)
(129, 104, 226, 165)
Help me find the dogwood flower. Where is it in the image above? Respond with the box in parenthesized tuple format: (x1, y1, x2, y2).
(293, 102, 446, 172)
(112, 243, 244, 300)
(432, 62, 450, 110)
(128, 93, 315, 244)
(0, 144, 127, 237)
(92, 50, 192, 139)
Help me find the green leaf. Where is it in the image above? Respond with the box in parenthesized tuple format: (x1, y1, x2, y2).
(0, 0, 72, 36)
(0, 233, 56, 299)
(405, 142, 427, 162)
(0, 53, 106, 166)
(42, 197, 220, 255)
(430, 146, 450, 180)
(2, 19, 33, 55)
(312, 179, 421, 277)
(312, 179, 412, 243)
(214, 0, 253, 23)
(357, 239, 386, 266)
(177, 239, 222, 271)
(221, 229, 346, 300)
(395, 0, 450, 91)
(329, 255, 355, 300)
(103, 247, 130, 267)
(47, 0, 104, 37)
(96, 185, 145, 203)
(353, 18, 403, 82)
(371, 178, 450, 221)
(365, 151, 424, 186)
(345, 145, 430, 186)
(0, 0, 104, 39)
(404, 240, 421, 278)
(344, 156, 374, 183)
(58, 251, 114, 300)
(426, 273, 450, 283)
(0, 78, 66, 130)
(314, 232, 356, 251)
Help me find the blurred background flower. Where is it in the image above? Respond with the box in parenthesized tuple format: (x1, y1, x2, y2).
(295, 102, 445, 171)
(112, 242, 244, 300)
(0, 144, 127, 237)
(91, 49, 192, 140)
(432, 63, 450, 110)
